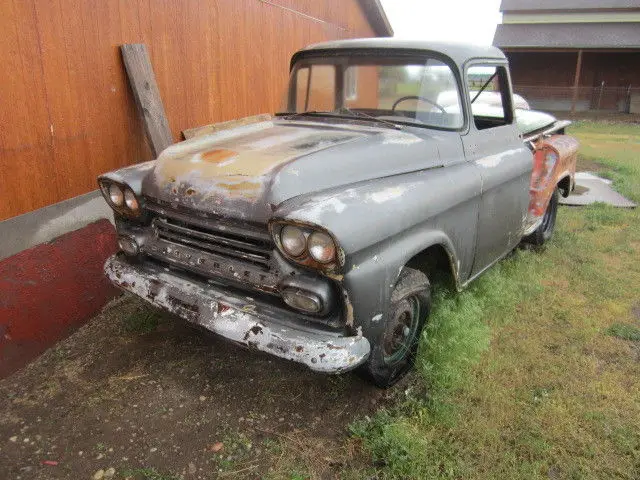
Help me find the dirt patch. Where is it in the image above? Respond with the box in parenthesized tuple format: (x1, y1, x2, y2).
(576, 154, 604, 173)
(632, 301, 640, 322)
(0, 295, 386, 479)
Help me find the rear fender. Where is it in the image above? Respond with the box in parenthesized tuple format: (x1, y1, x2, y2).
(525, 135, 578, 233)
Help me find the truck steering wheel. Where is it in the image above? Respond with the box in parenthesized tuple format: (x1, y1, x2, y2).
(391, 95, 446, 114)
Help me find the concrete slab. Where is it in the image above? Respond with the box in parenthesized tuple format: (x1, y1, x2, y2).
(560, 172, 637, 208)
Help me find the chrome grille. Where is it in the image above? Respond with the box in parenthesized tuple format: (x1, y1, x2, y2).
(141, 202, 279, 292)
(152, 216, 272, 270)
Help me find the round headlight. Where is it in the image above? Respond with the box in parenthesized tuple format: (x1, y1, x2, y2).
(108, 184, 124, 207)
(117, 235, 139, 256)
(280, 226, 306, 257)
(308, 231, 336, 263)
(124, 189, 139, 212)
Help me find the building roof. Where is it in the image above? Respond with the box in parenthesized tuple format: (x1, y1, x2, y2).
(358, 0, 393, 37)
(295, 38, 506, 66)
(500, 0, 640, 12)
(494, 22, 640, 49)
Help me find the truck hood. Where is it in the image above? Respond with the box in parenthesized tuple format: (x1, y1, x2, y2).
(142, 119, 443, 223)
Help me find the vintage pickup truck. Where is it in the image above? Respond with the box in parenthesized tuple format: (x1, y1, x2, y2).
(99, 39, 578, 387)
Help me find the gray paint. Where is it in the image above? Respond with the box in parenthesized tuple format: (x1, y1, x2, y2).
(295, 38, 507, 66)
(494, 22, 640, 49)
(0, 190, 114, 261)
(98, 41, 542, 372)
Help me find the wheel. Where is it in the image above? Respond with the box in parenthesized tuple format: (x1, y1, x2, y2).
(523, 187, 559, 246)
(359, 267, 431, 388)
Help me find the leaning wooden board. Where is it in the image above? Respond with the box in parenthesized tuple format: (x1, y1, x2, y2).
(120, 44, 174, 157)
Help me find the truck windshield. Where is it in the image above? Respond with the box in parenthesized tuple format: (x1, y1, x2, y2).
(280, 56, 464, 130)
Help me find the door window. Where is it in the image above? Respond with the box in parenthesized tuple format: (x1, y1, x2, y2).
(466, 65, 512, 130)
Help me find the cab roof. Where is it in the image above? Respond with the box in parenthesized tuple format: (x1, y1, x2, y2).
(293, 38, 506, 68)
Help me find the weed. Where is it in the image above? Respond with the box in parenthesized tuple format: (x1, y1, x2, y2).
(122, 306, 162, 334)
(606, 323, 640, 342)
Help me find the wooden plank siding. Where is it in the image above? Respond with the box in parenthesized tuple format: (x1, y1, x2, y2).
(0, 0, 376, 221)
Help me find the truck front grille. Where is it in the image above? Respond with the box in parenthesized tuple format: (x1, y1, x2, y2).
(153, 216, 272, 270)
(142, 203, 279, 292)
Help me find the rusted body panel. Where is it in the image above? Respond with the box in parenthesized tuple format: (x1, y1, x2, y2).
(98, 39, 578, 374)
(525, 135, 579, 234)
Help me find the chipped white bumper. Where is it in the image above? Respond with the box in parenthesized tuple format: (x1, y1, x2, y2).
(104, 255, 370, 373)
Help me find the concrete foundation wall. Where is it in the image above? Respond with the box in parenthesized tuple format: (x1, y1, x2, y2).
(0, 192, 118, 378)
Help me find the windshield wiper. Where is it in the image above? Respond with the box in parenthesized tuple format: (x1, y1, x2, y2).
(276, 110, 327, 119)
(334, 107, 403, 130)
(276, 109, 402, 130)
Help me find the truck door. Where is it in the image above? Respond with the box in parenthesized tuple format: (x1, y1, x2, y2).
(461, 63, 532, 277)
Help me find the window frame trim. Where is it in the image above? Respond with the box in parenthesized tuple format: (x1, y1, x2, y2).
(286, 50, 469, 133)
(462, 59, 515, 132)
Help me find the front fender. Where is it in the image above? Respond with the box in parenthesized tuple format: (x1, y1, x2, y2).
(341, 227, 458, 341)
(98, 160, 157, 195)
(273, 163, 481, 340)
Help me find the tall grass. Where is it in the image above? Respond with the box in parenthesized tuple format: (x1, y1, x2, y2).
(350, 250, 547, 478)
(350, 121, 640, 479)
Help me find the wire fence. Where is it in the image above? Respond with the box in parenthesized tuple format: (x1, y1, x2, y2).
(513, 85, 640, 113)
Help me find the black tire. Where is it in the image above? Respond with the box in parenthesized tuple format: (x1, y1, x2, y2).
(523, 187, 559, 246)
(359, 267, 431, 388)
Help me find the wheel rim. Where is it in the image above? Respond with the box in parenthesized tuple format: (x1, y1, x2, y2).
(382, 297, 420, 364)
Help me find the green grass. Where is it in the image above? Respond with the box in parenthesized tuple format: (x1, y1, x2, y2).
(122, 306, 162, 334)
(347, 121, 640, 479)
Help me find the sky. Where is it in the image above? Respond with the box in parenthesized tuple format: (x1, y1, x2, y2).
(379, 0, 503, 45)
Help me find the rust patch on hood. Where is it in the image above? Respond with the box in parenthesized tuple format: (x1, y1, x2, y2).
(201, 149, 238, 164)
(154, 125, 364, 181)
(216, 180, 262, 198)
(145, 124, 367, 208)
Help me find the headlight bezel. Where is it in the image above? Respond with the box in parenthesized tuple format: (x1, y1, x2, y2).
(99, 179, 143, 218)
(270, 220, 342, 272)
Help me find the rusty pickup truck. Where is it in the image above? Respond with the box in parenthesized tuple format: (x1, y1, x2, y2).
(99, 39, 578, 387)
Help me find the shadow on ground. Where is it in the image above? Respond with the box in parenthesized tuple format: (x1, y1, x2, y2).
(0, 295, 384, 479)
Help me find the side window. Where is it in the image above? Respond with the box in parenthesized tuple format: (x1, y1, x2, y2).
(293, 65, 336, 112)
(466, 65, 512, 130)
(295, 67, 310, 111)
(345, 67, 358, 101)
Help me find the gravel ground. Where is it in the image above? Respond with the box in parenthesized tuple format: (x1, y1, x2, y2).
(0, 295, 386, 479)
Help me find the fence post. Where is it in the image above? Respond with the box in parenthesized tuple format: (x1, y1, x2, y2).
(571, 49, 583, 114)
(597, 81, 605, 111)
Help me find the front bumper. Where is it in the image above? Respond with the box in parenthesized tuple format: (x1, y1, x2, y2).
(104, 255, 370, 373)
